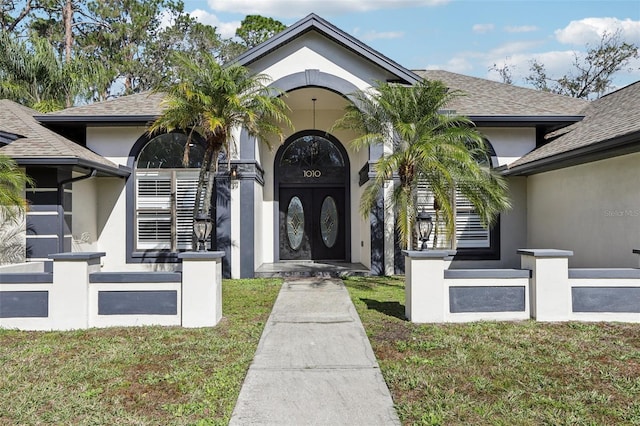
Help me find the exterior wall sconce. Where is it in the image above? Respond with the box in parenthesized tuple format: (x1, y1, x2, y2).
(415, 210, 433, 250)
(194, 213, 213, 251)
(229, 165, 239, 180)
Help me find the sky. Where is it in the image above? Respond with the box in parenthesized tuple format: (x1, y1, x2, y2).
(180, 0, 640, 92)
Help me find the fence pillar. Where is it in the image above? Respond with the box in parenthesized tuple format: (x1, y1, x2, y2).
(179, 251, 225, 328)
(403, 250, 450, 323)
(49, 252, 104, 330)
(518, 249, 573, 322)
(634, 249, 640, 268)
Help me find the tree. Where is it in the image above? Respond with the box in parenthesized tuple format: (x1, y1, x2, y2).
(489, 62, 514, 85)
(76, 0, 185, 97)
(333, 80, 510, 249)
(149, 52, 292, 249)
(0, 154, 31, 217)
(525, 30, 638, 99)
(0, 32, 91, 111)
(235, 15, 286, 49)
(0, 154, 33, 264)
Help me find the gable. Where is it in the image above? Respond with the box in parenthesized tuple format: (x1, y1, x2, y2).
(235, 13, 420, 90)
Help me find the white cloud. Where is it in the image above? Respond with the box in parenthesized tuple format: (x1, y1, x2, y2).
(555, 17, 640, 45)
(189, 9, 241, 38)
(488, 40, 544, 57)
(426, 56, 474, 74)
(158, 9, 178, 30)
(504, 25, 538, 33)
(353, 27, 404, 41)
(484, 50, 578, 83)
(205, 0, 450, 18)
(472, 23, 494, 34)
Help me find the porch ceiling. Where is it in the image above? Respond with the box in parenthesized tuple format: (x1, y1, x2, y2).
(285, 87, 349, 112)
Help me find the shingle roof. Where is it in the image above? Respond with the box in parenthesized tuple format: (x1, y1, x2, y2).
(415, 70, 588, 117)
(0, 99, 126, 175)
(40, 91, 165, 121)
(509, 81, 640, 169)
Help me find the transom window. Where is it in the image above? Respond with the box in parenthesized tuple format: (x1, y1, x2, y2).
(135, 133, 205, 251)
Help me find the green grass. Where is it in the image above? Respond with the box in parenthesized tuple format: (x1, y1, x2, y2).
(344, 276, 640, 426)
(0, 278, 282, 425)
(4, 276, 640, 425)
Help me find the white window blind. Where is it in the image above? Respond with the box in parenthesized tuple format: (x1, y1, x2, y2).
(135, 169, 203, 251)
(454, 192, 490, 248)
(176, 171, 200, 250)
(416, 183, 490, 250)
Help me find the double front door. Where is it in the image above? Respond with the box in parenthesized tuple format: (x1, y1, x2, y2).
(279, 187, 345, 261)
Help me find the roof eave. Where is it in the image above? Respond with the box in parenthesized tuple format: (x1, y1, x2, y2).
(504, 131, 640, 176)
(11, 157, 131, 177)
(469, 115, 584, 127)
(234, 13, 421, 86)
(35, 115, 158, 126)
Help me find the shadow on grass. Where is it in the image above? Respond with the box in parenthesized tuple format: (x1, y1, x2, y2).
(360, 298, 406, 321)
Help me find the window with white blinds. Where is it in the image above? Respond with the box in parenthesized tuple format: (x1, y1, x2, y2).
(135, 170, 200, 251)
(416, 183, 490, 250)
(454, 192, 490, 248)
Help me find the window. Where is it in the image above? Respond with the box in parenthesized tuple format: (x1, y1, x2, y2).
(414, 138, 500, 259)
(416, 184, 491, 250)
(134, 133, 205, 251)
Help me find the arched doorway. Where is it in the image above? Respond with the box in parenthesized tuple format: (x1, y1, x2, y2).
(275, 130, 350, 261)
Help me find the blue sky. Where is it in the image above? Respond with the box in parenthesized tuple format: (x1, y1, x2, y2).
(181, 0, 640, 91)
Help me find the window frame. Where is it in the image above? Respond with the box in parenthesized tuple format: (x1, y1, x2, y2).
(414, 138, 501, 260)
(126, 131, 208, 263)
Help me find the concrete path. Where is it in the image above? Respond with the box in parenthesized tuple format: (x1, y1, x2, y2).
(229, 278, 400, 426)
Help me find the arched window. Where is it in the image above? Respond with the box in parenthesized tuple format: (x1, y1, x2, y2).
(134, 132, 205, 251)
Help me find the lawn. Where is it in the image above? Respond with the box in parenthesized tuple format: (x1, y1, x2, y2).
(344, 276, 640, 425)
(0, 278, 282, 426)
(3, 276, 640, 425)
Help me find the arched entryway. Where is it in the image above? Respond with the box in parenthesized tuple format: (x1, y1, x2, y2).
(275, 130, 351, 261)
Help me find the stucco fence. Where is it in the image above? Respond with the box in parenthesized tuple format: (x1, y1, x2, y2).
(405, 248, 640, 323)
(0, 252, 223, 331)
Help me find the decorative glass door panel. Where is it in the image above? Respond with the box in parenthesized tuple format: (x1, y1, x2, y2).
(320, 196, 338, 248)
(279, 188, 345, 260)
(286, 196, 305, 250)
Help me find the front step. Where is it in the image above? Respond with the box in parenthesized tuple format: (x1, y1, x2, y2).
(255, 262, 370, 279)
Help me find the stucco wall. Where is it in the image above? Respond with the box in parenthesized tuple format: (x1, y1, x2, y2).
(480, 128, 536, 167)
(71, 177, 98, 252)
(247, 31, 395, 91)
(86, 127, 173, 271)
(87, 126, 147, 166)
(527, 152, 640, 267)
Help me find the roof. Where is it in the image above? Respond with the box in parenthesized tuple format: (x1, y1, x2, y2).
(0, 99, 128, 176)
(415, 70, 588, 122)
(507, 81, 640, 174)
(234, 13, 421, 86)
(37, 91, 165, 124)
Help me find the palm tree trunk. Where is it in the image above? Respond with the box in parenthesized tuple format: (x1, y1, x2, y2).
(192, 144, 214, 250)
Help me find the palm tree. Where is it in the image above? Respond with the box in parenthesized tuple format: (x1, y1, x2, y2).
(334, 79, 510, 250)
(0, 33, 104, 111)
(149, 52, 292, 249)
(0, 154, 33, 264)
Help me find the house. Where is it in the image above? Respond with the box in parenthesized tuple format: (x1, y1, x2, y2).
(1, 13, 638, 279)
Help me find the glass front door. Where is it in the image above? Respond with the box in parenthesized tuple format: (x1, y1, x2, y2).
(279, 187, 346, 260)
(276, 131, 350, 262)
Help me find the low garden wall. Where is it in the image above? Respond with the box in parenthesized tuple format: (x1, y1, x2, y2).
(0, 252, 223, 331)
(405, 248, 640, 323)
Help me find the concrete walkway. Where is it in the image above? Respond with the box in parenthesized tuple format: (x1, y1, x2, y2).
(229, 278, 400, 426)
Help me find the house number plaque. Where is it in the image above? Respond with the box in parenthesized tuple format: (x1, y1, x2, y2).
(303, 170, 322, 178)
